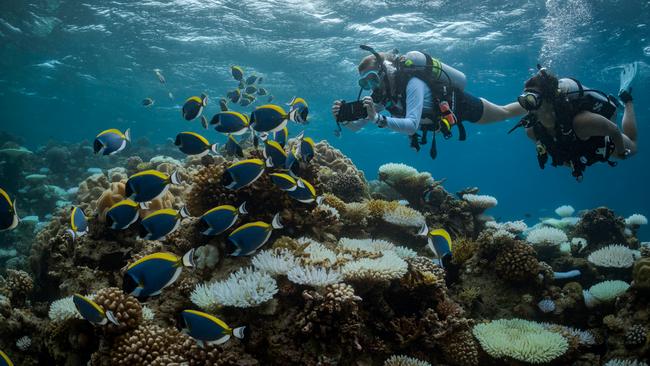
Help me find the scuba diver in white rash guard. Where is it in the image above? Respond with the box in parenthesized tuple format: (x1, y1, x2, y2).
(510, 63, 639, 181)
(331, 45, 526, 159)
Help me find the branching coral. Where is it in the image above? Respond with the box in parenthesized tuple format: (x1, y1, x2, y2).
(382, 205, 425, 228)
(251, 248, 298, 276)
(462, 194, 498, 213)
(472, 318, 569, 364)
(93, 287, 143, 333)
(342, 251, 408, 282)
(377, 163, 434, 205)
(287, 265, 343, 287)
(191, 267, 278, 310)
(109, 324, 190, 365)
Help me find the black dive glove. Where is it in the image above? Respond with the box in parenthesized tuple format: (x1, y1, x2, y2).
(619, 88, 633, 104)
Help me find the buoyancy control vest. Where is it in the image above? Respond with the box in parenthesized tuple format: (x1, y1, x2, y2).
(371, 51, 467, 159)
(533, 78, 619, 181)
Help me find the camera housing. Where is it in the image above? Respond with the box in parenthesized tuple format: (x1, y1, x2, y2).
(336, 100, 368, 123)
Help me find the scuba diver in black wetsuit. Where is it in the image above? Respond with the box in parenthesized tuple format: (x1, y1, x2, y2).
(511, 63, 639, 181)
(331, 45, 526, 159)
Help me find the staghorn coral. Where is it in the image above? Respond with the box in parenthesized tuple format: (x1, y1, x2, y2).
(93, 287, 142, 333)
(287, 265, 343, 287)
(191, 267, 278, 310)
(494, 241, 540, 282)
(251, 248, 298, 276)
(473, 318, 569, 364)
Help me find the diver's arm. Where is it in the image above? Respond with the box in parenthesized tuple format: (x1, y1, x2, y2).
(573, 111, 628, 157)
(478, 99, 527, 124)
(382, 79, 424, 135)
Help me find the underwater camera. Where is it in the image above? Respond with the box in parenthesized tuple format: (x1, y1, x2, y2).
(336, 100, 368, 123)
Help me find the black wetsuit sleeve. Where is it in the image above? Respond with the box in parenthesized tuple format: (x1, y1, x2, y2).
(455, 90, 484, 123)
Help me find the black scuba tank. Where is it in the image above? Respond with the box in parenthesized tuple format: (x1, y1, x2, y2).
(558, 78, 617, 119)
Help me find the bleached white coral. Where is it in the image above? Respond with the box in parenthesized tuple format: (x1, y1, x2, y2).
(604, 360, 649, 366)
(392, 246, 417, 259)
(462, 194, 498, 210)
(555, 205, 575, 218)
(49, 295, 82, 322)
(339, 237, 396, 253)
(378, 163, 418, 185)
(342, 250, 408, 281)
(572, 237, 588, 251)
(540, 323, 596, 346)
(16, 336, 31, 351)
(588, 244, 636, 268)
(252, 249, 298, 276)
(191, 267, 278, 309)
(472, 318, 568, 364)
(526, 227, 568, 246)
(141, 305, 155, 322)
(384, 354, 432, 366)
(315, 204, 340, 219)
(493, 229, 515, 239)
(287, 265, 342, 287)
(502, 220, 528, 233)
(537, 299, 556, 313)
(382, 205, 425, 228)
(303, 241, 338, 265)
(625, 214, 648, 227)
(588, 280, 630, 303)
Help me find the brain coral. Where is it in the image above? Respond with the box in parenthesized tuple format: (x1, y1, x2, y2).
(472, 318, 568, 364)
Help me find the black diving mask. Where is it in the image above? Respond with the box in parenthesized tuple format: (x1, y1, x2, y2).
(517, 90, 543, 111)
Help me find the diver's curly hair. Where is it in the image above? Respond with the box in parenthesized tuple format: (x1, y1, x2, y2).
(524, 68, 559, 102)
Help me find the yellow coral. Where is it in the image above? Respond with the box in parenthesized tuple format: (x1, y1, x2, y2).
(322, 193, 346, 214)
(365, 199, 399, 220)
(452, 237, 478, 265)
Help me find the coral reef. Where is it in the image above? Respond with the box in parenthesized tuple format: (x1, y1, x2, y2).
(1, 135, 649, 366)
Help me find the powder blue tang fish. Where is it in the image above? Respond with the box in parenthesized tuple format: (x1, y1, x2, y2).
(0, 350, 13, 366)
(224, 134, 244, 158)
(73, 294, 119, 326)
(93, 128, 131, 156)
(198, 203, 247, 236)
(262, 138, 287, 168)
(221, 159, 265, 190)
(105, 199, 139, 230)
(125, 170, 182, 203)
(249, 104, 288, 133)
(287, 96, 309, 125)
(182, 93, 208, 121)
(269, 173, 298, 192)
(174, 131, 218, 156)
(273, 127, 288, 147)
(67, 206, 88, 239)
(139, 207, 190, 240)
(287, 178, 322, 204)
(210, 111, 249, 135)
(227, 214, 283, 256)
(122, 249, 195, 298)
(0, 188, 19, 232)
(182, 310, 247, 348)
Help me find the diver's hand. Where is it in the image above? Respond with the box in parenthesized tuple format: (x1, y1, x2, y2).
(331, 100, 342, 119)
(362, 96, 377, 122)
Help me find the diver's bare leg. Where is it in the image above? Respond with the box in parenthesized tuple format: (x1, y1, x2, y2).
(477, 99, 526, 124)
(619, 102, 638, 156)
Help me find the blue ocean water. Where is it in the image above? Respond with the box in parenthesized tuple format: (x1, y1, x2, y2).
(0, 0, 648, 237)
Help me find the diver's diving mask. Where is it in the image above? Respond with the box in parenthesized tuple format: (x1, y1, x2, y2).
(517, 90, 543, 111)
(358, 70, 381, 90)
